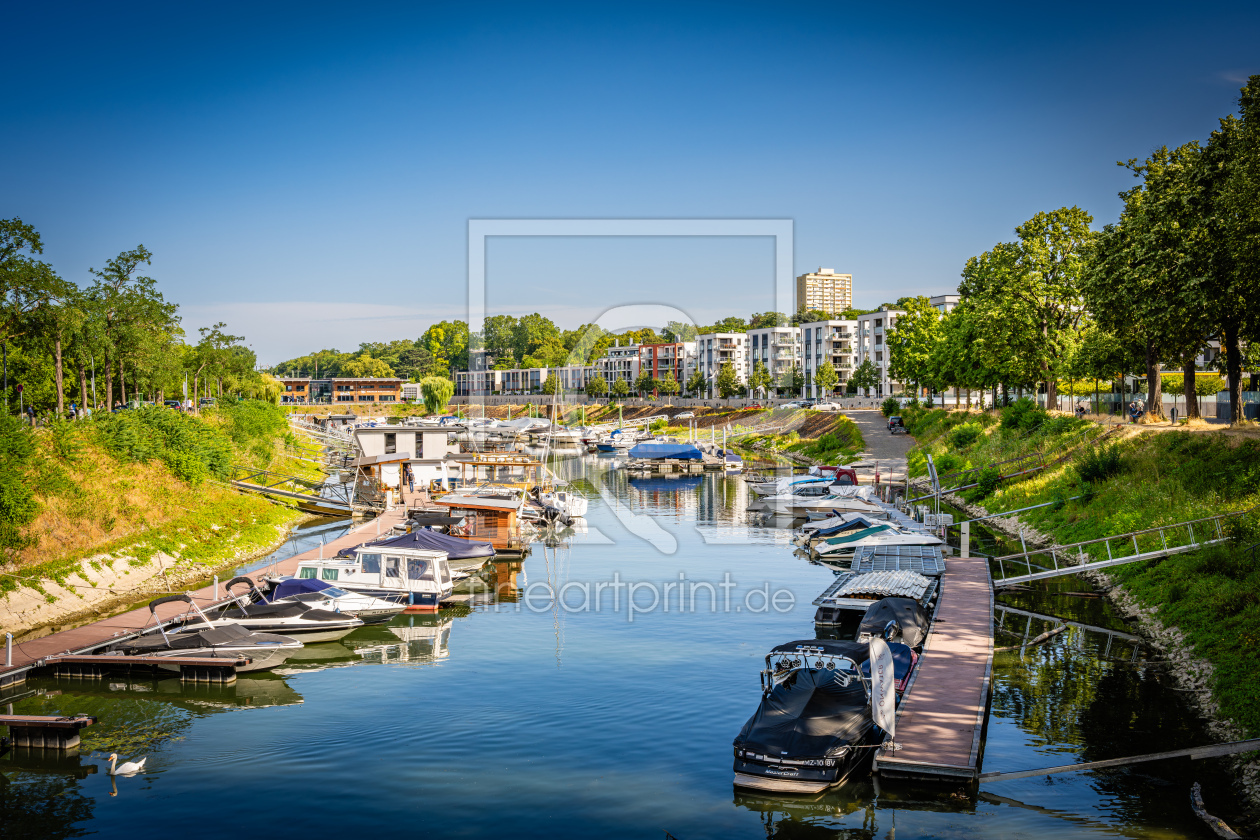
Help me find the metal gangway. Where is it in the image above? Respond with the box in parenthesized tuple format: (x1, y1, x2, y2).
(990, 507, 1252, 586)
(584, 413, 668, 433)
(227, 466, 363, 515)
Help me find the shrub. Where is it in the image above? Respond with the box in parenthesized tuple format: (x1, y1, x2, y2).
(976, 466, 1002, 496)
(948, 422, 983, 448)
(94, 406, 234, 482)
(924, 394, 935, 408)
(1000, 397, 1049, 433)
(881, 397, 901, 417)
(1077, 444, 1125, 484)
(934, 452, 963, 474)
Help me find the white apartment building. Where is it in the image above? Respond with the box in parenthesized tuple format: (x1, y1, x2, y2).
(595, 341, 641, 384)
(801, 319, 858, 398)
(795, 268, 854, 314)
(930, 293, 960, 316)
(747, 326, 802, 396)
(855, 306, 906, 397)
(695, 332, 748, 397)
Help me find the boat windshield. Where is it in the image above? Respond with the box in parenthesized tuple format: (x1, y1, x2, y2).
(407, 558, 433, 581)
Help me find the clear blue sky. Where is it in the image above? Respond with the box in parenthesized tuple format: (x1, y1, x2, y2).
(3, 1, 1257, 363)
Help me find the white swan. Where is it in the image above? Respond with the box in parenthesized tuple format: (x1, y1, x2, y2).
(108, 753, 146, 776)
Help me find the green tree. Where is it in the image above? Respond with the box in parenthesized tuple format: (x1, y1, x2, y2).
(585, 375, 608, 398)
(700, 317, 748, 335)
(747, 361, 773, 398)
(749, 312, 789, 328)
(884, 296, 941, 394)
(342, 355, 394, 378)
(611, 377, 629, 399)
(851, 359, 878, 395)
(420, 376, 454, 415)
(686, 368, 707, 397)
(716, 362, 740, 399)
(814, 361, 839, 396)
(634, 368, 655, 396)
(662, 321, 698, 342)
(658, 371, 680, 398)
(540, 373, 561, 395)
(1, 219, 74, 411)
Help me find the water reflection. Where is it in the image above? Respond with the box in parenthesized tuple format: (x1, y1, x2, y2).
(344, 615, 453, 664)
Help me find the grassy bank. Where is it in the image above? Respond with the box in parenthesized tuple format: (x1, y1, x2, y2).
(1, 399, 312, 605)
(907, 401, 1260, 736)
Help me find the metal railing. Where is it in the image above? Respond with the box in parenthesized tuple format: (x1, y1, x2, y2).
(991, 508, 1251, 585)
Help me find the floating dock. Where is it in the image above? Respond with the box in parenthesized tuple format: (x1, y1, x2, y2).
(874, 552, 994, 782)
(0, 508, 408, 691)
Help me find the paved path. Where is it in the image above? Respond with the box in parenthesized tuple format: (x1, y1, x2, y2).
(844, 410, 916, 483)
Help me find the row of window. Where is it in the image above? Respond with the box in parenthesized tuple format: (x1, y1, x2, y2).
(335, 395, 398, 402)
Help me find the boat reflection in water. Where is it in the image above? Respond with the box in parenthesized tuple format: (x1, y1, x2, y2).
(344, 614, 454, 664)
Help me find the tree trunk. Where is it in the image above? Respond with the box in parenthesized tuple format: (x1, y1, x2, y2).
(104, 347, 113, 407)
(1001, 382, 1008, 406)
(119, 359, 126, 405)
(1045, 376, 1057, 411)
(1183, 357, 1199, 420)
(78, 361, 88, 411)
(1224, 319, 1243, 423)
(54, 333, 65, 415)
(1145, 341, 1163, 420)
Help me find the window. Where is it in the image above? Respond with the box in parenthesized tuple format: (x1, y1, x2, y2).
(361, 553, 382, 574)
(385, 433, 396, 454)
(298, 567, 318, 579)
(385, 557, 402, 578)
(407, 558, 433, 580)
(359, 395, 375, 402)
(875, 335, 882, 345)
(321, 568, 339, 581)
(875, 319, 883, 328)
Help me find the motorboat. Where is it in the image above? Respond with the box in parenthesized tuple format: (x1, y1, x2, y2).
(813, 571, 938, 626)
(732, 640, 879, 794)
(218, 577, 364, 642)
(538, 489, 589, 518)
(261, 577, 406, 624)
(762, 486, 885, 518)
(338, 528, 495, 573)
(855, 597, 929, 649)
(791, 512, 881, 547)
(811, 523, 944, 559)
(291, 543, 454, 611)
(750, 475, 832, 497)
(106, 594, 303, 673)
(594, 430, 635, 452)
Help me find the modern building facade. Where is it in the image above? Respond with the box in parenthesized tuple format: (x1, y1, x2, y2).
(801, 319, 858, 398)
(695, 332, 748, 397)
(638, 342, 694, 386)
(795, 268, 854, 314)
(929, 293, 961, 316)
(854, 307, 905, 397)
(279, 377, 402, 404)
(748, 326, 801, 396)
(595, 341, 641, 385)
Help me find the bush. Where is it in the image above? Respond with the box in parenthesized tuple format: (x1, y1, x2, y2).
(976, 466, 1001, 497)
(948, 422, 983, 448)
(924, 394, 935, 408)
(934, 452, 963, 474)
(1000, 397, 1049, 433)
(1077, 444, 1125, 484)
(94, 406, 234, 482)
(881, 397, 901, 417)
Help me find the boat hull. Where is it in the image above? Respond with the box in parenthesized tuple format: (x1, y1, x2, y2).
(732, 740, 875, 794)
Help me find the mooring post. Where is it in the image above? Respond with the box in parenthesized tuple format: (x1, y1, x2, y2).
(214, 575, 219, 599)
(319, 537, 325, 560)
(961, 521, 970, 559)
(5, 632, 11, 667)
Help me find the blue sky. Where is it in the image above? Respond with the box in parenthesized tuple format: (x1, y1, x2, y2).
(3, 1, 1258, 363)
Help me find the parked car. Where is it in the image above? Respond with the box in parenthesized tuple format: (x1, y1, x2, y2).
(675, 411, 695, 419)
(781, 402, 802, 410)
(164, 399, 182, 409)
(199, 398, 216, 406)
(747, 403, 764, 409)
(814, 402, 842, 411)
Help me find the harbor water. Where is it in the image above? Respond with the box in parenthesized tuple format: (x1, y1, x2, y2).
(0, 453, 1245, 838)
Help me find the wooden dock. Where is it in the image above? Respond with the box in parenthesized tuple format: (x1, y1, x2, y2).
(0, 507, 408, 691)
(874, 553, 994, 782)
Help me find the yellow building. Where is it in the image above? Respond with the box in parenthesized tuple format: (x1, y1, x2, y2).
(795, 268, 853, 314)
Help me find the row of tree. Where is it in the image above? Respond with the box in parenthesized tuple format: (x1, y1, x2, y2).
(885, 77, 1260, 422)
(1, 220, 280, 415)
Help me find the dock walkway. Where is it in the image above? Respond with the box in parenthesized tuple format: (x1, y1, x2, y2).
(1, 508, 407, 691)
(874, 552, 994, 781)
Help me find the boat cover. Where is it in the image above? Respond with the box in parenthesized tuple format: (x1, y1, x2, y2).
(769, 639, 872, 663)
(807, 516, 879, 537)
(268, 578, 335, 601)
(856, 597, 930, 647)
(118, 623, 257, 652)
(335, 529, 495, 560)
(859, 642, 918, 691)
(627, 442, 703, 460)
(733, 668, 872, 758)
(628, 475, 703, 493)
(818, 525, 892, 547)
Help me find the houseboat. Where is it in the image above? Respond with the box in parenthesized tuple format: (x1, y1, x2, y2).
(433, 488, 532, 557)
(290, 545, 454, 611)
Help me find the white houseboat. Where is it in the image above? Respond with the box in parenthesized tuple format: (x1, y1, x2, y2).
(292, 545, 454, 611)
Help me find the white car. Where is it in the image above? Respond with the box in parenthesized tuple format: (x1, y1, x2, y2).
(814, 402, 842, 411)
(780, 402, 802, 410)
(674, 411, 695, 419)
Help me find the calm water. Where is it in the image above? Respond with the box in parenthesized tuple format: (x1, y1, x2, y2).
(0, 454, 1245, 838)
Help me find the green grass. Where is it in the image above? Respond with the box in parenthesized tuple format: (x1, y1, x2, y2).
(918, 403, 1260, 735)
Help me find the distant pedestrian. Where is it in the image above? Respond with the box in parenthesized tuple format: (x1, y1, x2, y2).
(26, 406, 36, 424)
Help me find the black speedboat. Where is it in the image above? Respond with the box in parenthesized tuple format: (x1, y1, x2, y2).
(218, 577, 364, 642)
(733, 640, 880, 794)
(107, 594, 303, 673)
(855, 597, 929, 648)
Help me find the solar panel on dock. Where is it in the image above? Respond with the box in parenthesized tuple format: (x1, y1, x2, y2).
(851, 545, 946, 576)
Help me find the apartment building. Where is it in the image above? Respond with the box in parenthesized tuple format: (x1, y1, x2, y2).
(279, 376, 402, 404)
(747, 326, 801, 395)
(638, 341, 694, 386)
(801, 319, 858, 398)
(930, 293, 960, 316)
(695, 332, 748, 397)
(854, 307, 905, 397)
(795, 268, 854, 314)
(595, 341, 641, 384)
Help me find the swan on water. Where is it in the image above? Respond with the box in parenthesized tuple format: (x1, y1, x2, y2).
(107, 754, 146, 776)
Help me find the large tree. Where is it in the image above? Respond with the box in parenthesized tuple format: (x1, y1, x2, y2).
(884, 295, 941, 395)
(747, 361, 773, 398)
(716, 362, 740, 399)
(814, 361, 839, 397)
